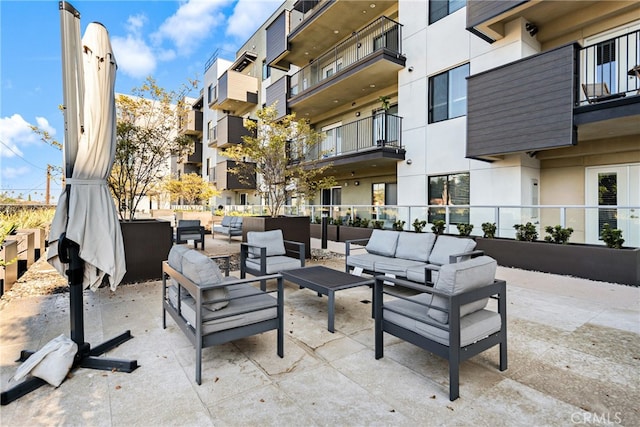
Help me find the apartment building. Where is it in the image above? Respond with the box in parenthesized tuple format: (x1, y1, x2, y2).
(195, 0, 639, 246)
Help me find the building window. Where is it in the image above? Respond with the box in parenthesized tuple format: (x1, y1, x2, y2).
(428, 63, 469, 123)
(262, 61, 271, 80)
(208, 84, 217, 104)
(428, 172, 470, 224)
(429, 0, 465, 25)
(207, 121, 213, 142)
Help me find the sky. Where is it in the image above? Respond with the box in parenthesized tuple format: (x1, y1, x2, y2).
(0, 0, 281, 203)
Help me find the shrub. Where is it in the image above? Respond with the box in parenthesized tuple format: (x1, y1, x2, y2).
(392, 220, 405, 231)
(413, 218, 427, 233)
(513, 222, 538, 241)
(601, 223, 624, 249)
(481, 222, 496, 239)
(359, 218, 370, 228)
(372, 220, 384, 229)
(457, 223, 474, 236)
(430, 219, 444, 235)
(544, 225, 574, 244)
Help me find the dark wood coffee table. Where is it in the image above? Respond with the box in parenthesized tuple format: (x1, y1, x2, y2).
(280, 266, 374, 333)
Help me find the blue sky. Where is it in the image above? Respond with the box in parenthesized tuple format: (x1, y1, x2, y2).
(0, 0, 281, 203)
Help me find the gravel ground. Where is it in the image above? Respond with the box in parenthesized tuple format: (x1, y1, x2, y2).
(1, 248, 344, 304)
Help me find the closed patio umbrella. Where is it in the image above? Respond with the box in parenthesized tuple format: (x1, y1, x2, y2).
(1, 2, 137, 405)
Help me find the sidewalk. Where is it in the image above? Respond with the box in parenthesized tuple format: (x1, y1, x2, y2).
(1, 235, 638, 426)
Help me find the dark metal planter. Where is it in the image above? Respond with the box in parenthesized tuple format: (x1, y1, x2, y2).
(120, 219, 173, 284)
(310, 223, 340, 242)
(475, 237, 640, 286)
(243, 216, 311, 258)
(337, 226, 374, 242)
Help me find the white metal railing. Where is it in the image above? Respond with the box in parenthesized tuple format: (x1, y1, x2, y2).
(220, 204, 640, 247)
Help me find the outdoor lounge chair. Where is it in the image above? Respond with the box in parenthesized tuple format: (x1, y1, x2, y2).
(581, 82, 626, 104)
(240, 229, 305, 291)
(175, 219, 206, 249)
(162, 246, 283, 385)
(374, 255, 507, 401)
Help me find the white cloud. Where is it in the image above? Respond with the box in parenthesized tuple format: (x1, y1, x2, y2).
(112, 34, 157, 79)
(0, 114, 43, 158)
(35, 117, 56, 136)
(154, 0, 231, 55)
(226, 0, 281, 41)
(2, 166, 30, 179)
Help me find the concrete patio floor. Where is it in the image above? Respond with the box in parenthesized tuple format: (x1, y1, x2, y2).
(1, 235, 638, 426)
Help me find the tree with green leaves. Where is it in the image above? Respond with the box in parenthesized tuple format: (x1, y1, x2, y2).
(222, 104, 336, 217)
(164, 173, 218, 205)
(110, 76, 197, 220)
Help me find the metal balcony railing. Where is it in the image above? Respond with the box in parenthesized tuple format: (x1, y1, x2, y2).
(291, 113, 402, 162)
(288, 16, 403, 96)
(579, 30, 640, 105)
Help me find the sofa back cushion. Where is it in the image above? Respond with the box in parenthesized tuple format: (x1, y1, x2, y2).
(365, 230, 400, 257)
(230, 216, 243, 228)
(181, 249, 229, 310)
(168, 245, 191, 272)
(428, 236, 477, 266)
(427, 256, 497, 324)
(220, 216, 232, 227)
(247, 229, 286, 258)
(395, 232, 436, 262)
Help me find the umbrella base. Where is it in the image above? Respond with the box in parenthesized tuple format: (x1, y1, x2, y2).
(0, 331, 139, 405)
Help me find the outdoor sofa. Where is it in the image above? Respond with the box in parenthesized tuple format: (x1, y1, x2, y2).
(162, 245, 283, 385)
(345, 229, 483, 285)
(212, 215, 243, 242)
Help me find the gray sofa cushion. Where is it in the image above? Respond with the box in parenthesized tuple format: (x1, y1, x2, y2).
(374, 258, 426, 276)
(384, 293, 501, 347)
(428, 256, 497, 324)
(365, 230, 400, 257)
(181, 249, 229, 311)
(246, 255, 302, 274)
(247, 229, 286, 258)
(168, 245, 190, 272)
(395, 232, 436, 262)
(346, 253, 388, 272)
(428, 236, 477, 266)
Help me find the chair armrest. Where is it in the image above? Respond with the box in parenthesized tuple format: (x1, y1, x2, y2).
(345, 238, 370, 256)
(240, 242, 268, 276)
(283, 240, 306, 266)
(448, 249, 484, 264)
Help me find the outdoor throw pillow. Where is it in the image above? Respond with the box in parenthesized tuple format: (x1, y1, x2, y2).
(427, 256, 497, 324)
(365, 230, 399, 257)
(247, 229, 287, 258)
(181, 249, 229, 311)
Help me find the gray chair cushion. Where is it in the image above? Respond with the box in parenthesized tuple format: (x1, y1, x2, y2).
(428, 256, 497, 324)
(247, 229, 286, 258)
(384, 293, 501, 347)
(181, 249, 229, 311)
(365, 230, 400, 257)
(394, 232, 436, 262)
(220, 216, 232, 227)
(178, 219, 201, 227)
(246, 255, 302, 274)
(428, 236, 477, 266)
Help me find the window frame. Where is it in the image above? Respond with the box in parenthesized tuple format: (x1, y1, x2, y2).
(429, 0, 465, 25)
(427, 172, 470, 224)
(428, 63, 469, 123)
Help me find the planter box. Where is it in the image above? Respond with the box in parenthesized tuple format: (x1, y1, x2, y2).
(338, 226, 374, 242)
(475, 237, 640, 286)
(243, 216, 311, 259)
(20, 228, 46, 260)
(1, 239, 19, 295)
(120, 220, 173, 284)
(310, 223, 340, 242)
(5, 230, 35, 277)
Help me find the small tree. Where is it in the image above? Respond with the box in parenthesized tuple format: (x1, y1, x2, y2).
(109, 76, 197, 220)
(544, 225, 574, 244)
(165, 173, 218, 205)
(430, 219, 444, 234)
(222, 105, 336, 217)
(600, 223, 624, 249)
(514, 222, 538, 241)
(481, 222, 497, 238)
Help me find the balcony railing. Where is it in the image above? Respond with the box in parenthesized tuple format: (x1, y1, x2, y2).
(292, 113, 402, 162)
(288, 16, 402, 97)
(579, 30, 640, 105)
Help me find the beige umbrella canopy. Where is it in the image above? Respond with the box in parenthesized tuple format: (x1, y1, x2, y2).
(47, 21, 125, 291)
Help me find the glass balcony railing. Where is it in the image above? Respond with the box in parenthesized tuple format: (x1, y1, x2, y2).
(288, 16, 402, 97)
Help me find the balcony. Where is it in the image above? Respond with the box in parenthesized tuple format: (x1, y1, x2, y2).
(466, 31, 640, 160)
(268, 0, 398, 70)
(466, 0, 638, 44)
(215, 160, 256, 191)
(178, 110, 203, 136)
(293, 113, 405, 170)
(283, 16, 405, 117)
(184, 141, 202, 165)
(212, 70, 258, 115)
(216, 115, 256, 148)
